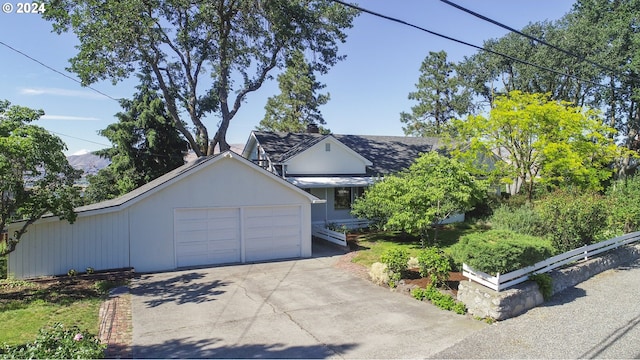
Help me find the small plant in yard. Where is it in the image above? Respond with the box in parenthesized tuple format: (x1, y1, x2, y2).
(0, 323, 105, 359)
(86, 267, 95, 274)
(369, 262, 390, 286)
(67, 268, 77, 277)
(417, 247, 451, 287)
(0, 277, 37, 289)
(326, 222, 348, 233)
(411, 286, 466, 315)
(380, 248, 409, 284)
(529, 273, 553, 301)
(407, 256, 419, 269)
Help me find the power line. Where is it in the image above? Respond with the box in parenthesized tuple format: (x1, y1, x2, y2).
(330, 0, 608, 89)
(439, 0, 630, 80)
(0, 40, 121, 102)
(48, 130, 111, 148)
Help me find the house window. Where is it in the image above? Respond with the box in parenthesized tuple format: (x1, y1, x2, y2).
(334, 187, 351, 210)
(325, 143, 331, 152)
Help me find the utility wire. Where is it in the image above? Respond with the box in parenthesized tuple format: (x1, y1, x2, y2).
(330, 0, 608, 89)
(0, 40, 122, 102)
(439, 0, 629, 80)
(48, 130, 111, 148)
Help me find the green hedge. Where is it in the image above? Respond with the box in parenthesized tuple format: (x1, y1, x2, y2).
(449, 230, 554, 275)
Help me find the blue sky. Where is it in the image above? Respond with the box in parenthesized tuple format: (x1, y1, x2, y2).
(0, 1, 575, 155)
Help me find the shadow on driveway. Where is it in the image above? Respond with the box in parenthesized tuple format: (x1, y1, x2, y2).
(132, 337, 358, 359)
(132, 272, 229, 308)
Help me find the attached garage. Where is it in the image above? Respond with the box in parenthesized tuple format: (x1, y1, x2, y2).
(8, 152, 324, 279)
(173, 205, 303, 268)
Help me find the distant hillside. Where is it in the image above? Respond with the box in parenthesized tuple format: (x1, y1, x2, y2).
(67, 152, 111, 176)
(67, 144, 245, 178)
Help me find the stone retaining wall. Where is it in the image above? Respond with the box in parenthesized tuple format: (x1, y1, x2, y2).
(457, 243, 640, 321)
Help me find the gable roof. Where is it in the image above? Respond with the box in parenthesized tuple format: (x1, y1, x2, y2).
(35, 151, 322, 221)
(248, 131, 440, 175)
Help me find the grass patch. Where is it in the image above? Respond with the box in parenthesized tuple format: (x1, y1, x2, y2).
(351, 222, 485, 268)
(0, 272, 130, 347)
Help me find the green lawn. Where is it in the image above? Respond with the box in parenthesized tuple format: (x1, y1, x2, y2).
(350, 222, 486, 268)
(0, 277, 120, 346)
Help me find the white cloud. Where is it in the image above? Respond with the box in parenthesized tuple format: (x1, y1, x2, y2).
(41, 114, 100, 121)
(20, 87, 106, 100)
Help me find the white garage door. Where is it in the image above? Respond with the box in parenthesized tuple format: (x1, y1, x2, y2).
(244, 206, 302, 262)
(174, 206, 302, 268)
(175, 208, 241, 268)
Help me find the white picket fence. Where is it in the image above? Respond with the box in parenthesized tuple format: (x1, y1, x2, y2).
(463, 231, 640, 291)
(311, 219, 371, 247)
(312, 226, 347, 246)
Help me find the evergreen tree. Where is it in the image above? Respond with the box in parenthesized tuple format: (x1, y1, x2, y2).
(84, 81, 187, 204)
(258, 50, 330, 133)
(400, 51, 473, 137)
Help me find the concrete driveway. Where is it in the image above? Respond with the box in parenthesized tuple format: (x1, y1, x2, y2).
(130, 242, 486, 358)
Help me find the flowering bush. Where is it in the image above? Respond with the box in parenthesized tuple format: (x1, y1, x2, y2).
(1, 323, 105, 359)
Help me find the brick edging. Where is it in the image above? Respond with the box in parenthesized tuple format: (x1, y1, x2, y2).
(99, 287, 133, 359)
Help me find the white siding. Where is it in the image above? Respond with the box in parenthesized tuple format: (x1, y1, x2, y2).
(8, 154, 315, 278)
(8, 211, 130, 279)
(286, 138, 369, 175)
(127, 157, 313, 273)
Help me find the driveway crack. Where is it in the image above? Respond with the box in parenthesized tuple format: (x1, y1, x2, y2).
(283, 310, 345, 359)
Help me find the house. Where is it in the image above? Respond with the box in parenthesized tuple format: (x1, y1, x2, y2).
(7, 151, 323, 279)
(242, 131, 454, 227)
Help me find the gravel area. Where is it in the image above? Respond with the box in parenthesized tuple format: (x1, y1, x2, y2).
(432, 257, 640, 359)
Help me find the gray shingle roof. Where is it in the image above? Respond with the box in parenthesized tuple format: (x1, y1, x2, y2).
(252, 131, 441, 175)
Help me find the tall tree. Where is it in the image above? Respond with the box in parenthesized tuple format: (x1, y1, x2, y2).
(452, 91, 621, 201)
(258, 50, 331, 133)
(570, 0, 640, 175)
(459, 20, 603, 109)
(400, 51, 473, 137)
(43, 0, 357, 156)
(84, 81, 187, 204)
(0, 100, 80, 256)
(351, 152, 486, 246)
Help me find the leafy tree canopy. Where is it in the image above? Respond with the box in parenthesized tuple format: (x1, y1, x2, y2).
(0, 100, 80, 256)
(451, 91, 622, 200)
(351, 151, 486, 245)
(43, 0, 357, 156)
(258, 50, 331, 133)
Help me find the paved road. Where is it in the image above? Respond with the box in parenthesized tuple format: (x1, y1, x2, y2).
(433, 257, 640, 359)
(130, 242, 486, 359)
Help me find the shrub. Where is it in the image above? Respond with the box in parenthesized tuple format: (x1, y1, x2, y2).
(380, 248, 409, 282)
(537, 189, 608, 253)
(411, 285, 466, 314)
(489, 204, 545, 237)
(449, 230, 555, 275)
(416, 247, 451, 286)
(606, 176, 640, 233)
(529, 273, 553, 301)
(369, 262, 390, 286)
(1, 323, 105, 359)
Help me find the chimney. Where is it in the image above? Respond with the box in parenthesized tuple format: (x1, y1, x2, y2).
(307, 123, 319, 133)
